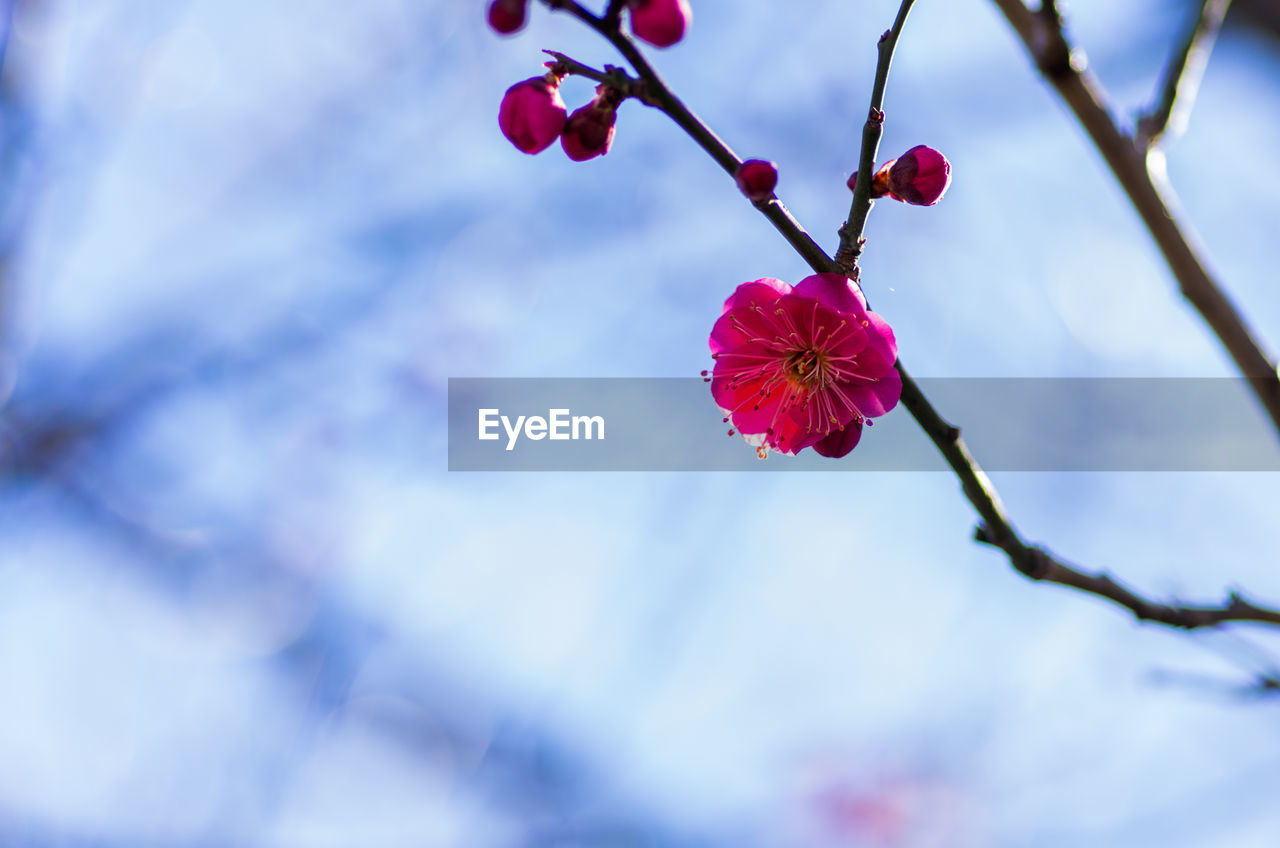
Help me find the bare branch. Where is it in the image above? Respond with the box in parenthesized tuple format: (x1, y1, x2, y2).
(1136, 0, 1233, 149)
(989, 0, 1280, 440)
(835, 0, 918, 277)
(973, 527, 1280, 628)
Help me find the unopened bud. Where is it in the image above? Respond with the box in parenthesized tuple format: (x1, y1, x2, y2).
(499, 74, 567, 154)
(735, 159, 778, 202)
(561, 85, 621, 161)
(886, 144, 951, 206)
(487, 0, 527, 35)
(627, 0, 691, 48)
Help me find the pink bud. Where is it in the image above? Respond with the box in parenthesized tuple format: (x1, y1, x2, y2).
(886, 145, 951, 206)
(487, 0, 527, 35)
(499, 75, 567, 154)
(627, 0, 691, 48)
(735, 159, 778, 202)
(561, 88, 619, 161)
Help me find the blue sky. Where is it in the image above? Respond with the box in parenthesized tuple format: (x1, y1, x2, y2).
(2, 1, 1279, 845)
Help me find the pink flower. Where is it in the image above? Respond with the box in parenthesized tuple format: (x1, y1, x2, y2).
(487, 0, 527, 35)
(735, 159, 778, 202)
(709, 274, 901, 458)
(886, 144, 950, 206)
(627, 0, 691, 48)
(561, 85, 620, 161)
(499, 75, 567, 154)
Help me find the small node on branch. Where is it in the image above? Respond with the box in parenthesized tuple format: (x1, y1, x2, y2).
(1021, 546, 1055, 581)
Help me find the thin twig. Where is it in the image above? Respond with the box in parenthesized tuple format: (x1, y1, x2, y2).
(536, 3, 1280, 632)
(836, 0, 918, 277)
(542, 51, 660, 106)
(1136, 0, 1233, 149)
(989, 0, 1280, 440)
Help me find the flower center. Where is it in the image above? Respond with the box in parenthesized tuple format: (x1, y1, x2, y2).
(783, 347, 828, 388)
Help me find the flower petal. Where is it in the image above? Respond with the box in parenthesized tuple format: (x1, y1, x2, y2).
(793, 273, 868, 314)
(854, 309, 898, 377)
(709, 279, 791, 354)
(840, 365, 902, 418)
(813, 419, 863, 458)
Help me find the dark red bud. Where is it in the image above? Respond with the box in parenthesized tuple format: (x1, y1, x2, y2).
(561, 88, 620, 161)
(487, 0, 527, 35)
(735, 159, 778, 202)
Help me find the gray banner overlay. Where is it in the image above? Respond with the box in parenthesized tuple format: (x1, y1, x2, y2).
(448, 378, 1280, 471)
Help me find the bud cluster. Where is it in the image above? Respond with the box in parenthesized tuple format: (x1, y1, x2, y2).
(490, 1, 694, 160)
(498, 70, 623, 162)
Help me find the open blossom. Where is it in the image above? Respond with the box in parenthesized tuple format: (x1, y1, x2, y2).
(498, 74, 567, 154)
(627, 0, 691, 48)
(708, 274, 901, 458)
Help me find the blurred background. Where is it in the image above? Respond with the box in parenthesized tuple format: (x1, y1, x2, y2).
(2, 0, 1279, 845)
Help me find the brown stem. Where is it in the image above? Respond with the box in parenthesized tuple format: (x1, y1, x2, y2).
(836, 0, 918, 277)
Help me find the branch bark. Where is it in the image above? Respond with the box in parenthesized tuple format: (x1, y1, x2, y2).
(989, 0, 1280, 439)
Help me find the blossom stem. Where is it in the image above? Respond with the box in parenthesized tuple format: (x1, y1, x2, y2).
(836, 0, 918, 277)
(538, 0, 1280, 633)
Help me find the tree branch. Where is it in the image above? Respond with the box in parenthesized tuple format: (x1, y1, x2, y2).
(536, 2, 1280, 633)
(836, 0, 918, 277)
(1136, 0, 1233, 149)
(989, 0, 1280, 441)
(973, 526, 1280, 628)
(542, 50, 662, 106)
